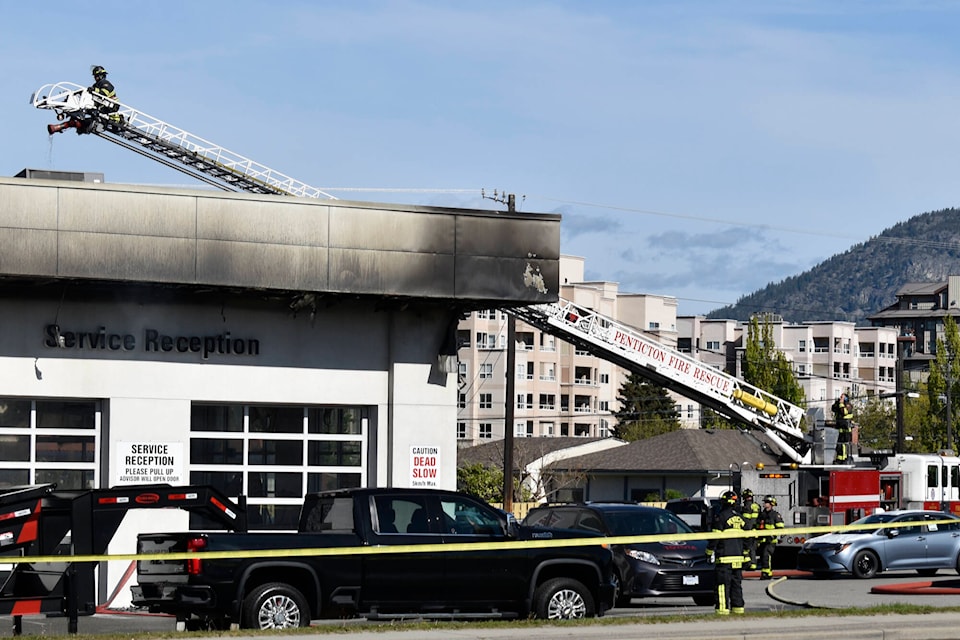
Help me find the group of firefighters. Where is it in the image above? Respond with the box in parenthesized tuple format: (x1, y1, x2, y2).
(706, 488, 784, 615)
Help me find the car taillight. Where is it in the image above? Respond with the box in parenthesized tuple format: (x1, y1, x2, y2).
(186, 537, 206, 575)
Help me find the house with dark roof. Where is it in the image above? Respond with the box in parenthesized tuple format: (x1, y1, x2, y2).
(457, 436, 625, 500)
(458, 429, 781, 503)
(544, 429, 781, 501)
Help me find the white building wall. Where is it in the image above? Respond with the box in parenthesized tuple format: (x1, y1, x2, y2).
(0, 293, 456, 606)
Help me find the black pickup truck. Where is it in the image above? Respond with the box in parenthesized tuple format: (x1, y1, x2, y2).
(131, 487, 616, 629)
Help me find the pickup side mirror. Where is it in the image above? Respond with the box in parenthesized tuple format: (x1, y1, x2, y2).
(504, 512, 519, 538)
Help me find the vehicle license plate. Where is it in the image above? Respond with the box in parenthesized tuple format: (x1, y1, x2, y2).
(683, 575, 699, 586)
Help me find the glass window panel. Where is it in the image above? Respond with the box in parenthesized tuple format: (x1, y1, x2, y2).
(190, 470, 243, 496)
(190, 438, 243, 465)
(36, 435, 95, 463)
(0, 435, 30, 461)
(247, 472, 302, 498)
(249, 406, 303, 434)
(0, 469, 30, 488)
(191, 404, 243, 432)
(248, 439, 302, 465)
(308, 407, 362, 435)
(36, 401, 96, 430)
(35, 469, 94, 490)
(307, 472, 361, 493)
(246, 504, 300, 530)
(308, 441, 361, 467)
(0, 399, 30, 428)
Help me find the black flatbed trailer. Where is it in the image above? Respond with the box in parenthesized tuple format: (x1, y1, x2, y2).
(0, 483, 245, 635)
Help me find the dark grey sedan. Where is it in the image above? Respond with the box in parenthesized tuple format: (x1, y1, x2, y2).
(523, 503, 715, 606)
(796, 510, 960, 578)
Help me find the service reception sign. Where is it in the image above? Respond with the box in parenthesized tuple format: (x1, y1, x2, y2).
(117, 441, 185, 484)
(410, 445, 440, 488)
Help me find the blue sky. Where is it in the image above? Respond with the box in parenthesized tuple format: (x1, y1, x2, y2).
(5, 1, 960, 316)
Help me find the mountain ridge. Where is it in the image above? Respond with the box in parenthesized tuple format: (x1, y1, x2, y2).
(706, 208, 960, 325)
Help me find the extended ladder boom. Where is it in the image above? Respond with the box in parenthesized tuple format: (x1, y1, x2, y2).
(31, 82, 335, 199)
(509, 299, 810, 463)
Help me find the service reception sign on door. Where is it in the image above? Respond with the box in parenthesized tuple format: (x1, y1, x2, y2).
(410, 446, 440, 488)
(117, 442, 185, 484)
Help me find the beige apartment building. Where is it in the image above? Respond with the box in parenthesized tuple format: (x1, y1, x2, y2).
(457, 257, 900, 446)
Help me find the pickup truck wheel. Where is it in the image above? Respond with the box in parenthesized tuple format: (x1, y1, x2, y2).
(242, 583, 310, 630)
(533, 577, 594, 620)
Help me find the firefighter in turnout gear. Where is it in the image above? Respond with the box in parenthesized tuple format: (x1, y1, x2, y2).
(740, 489, 760, 570)
(705, 490, 746, 615)
(832, 392, 855, 463)
(88, 65, 120, 126)
(757, 495, 785, 579)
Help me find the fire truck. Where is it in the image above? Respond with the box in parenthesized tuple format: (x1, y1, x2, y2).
(736, 451, 960, 548)
(29, 80, 814, 465)
(31, 78, 959, 553)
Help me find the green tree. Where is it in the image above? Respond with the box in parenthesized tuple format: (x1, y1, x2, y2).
(456, 462, 535, 503)
(855, 395, 895, 450)
(742, 314, 806, 406)
(613, 373, 681, 442)
(456, 463, 504, 503)
(926, 315, 960, 452)
(700, 407, 738, 430)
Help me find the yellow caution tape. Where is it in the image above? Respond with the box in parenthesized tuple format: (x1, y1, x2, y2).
(5, 517, 956, 565)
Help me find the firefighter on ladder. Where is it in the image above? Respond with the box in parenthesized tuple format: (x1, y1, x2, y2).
(48, 65, 120, 135)
(832, 392, 855, 463)
(757, 495, 785, 579)
(740, 489, 760, 571)
(705, 490, 746, 615)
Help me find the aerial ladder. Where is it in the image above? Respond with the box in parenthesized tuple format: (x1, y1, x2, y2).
(31, 82, 336, 199)
(509, 299, 811, 464)
(31, 80, 810, 462)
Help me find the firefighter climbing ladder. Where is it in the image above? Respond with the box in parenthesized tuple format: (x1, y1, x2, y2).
(31, 82, 336, 199)
(509, 300, 811, 463)
(31, 80, 810, 463)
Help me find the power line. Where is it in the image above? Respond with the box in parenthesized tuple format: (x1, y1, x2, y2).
(320, 187, 479, 194)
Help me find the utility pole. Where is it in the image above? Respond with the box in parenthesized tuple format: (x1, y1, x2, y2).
(487, 191, 521, 513)
(895, 333, 915, 453)
(947, 350, 954, 453)
(503, 315, 516, 513)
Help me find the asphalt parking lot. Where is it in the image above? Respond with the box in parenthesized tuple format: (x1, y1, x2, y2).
(4, 572, 960, 638)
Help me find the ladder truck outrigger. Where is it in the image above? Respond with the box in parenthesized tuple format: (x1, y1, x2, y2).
(32, 78, 960, 551)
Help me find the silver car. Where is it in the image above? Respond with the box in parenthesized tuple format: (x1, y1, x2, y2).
(797, 510, 960, 578)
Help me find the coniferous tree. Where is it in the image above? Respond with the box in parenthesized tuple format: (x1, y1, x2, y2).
(613, 373, 681, 442)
